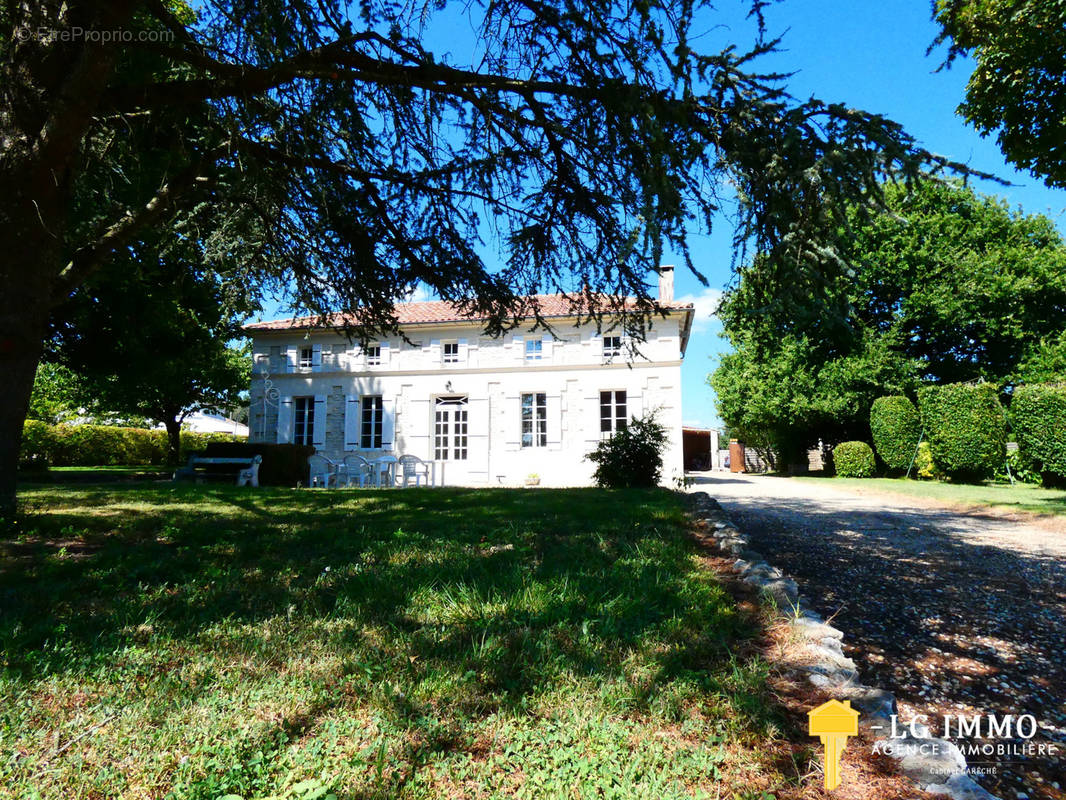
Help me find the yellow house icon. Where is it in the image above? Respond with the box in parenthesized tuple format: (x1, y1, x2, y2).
(808, 699, 859, 790)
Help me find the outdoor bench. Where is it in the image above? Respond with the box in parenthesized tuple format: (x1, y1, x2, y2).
(173, 455, 262, 487)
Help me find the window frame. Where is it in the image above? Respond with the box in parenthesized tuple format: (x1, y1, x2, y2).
(360, 395, 384, 449)
(442, 341, 460, 364)
(524, 338, 543, 362)
(520, 392, 548, 448)
(599, 390, 628, 437)
(298, 346, 314, 369)
(602, 335, 623, 362)
(294, 396, 315, 446)
(365, 344, 382, 366)
(434, 395, 469, 461)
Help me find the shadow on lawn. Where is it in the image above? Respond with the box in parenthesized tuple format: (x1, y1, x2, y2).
(1, 484, 762, 716)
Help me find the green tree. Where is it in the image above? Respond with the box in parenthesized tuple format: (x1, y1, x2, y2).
(51, 249, 250, 465)
(712, 181, 1066, 457)
(27, 362, 84, 425)
(933, 0, 1066, 188)
(0, 1, 977, 509)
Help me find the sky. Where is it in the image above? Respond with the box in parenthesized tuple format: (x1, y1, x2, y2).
(667, 0, 1066, 428)
(256, 1, 1066, 429)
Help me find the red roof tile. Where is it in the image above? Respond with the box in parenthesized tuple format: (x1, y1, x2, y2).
(244, 294, 693, 332)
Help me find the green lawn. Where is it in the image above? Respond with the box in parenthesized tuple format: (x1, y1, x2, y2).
(1, 485, 793, 800)
(793, 475, 1066, 517)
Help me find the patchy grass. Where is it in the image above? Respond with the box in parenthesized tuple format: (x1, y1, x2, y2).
(793, 475, 1066, 519)
(1, 485, 799, 800)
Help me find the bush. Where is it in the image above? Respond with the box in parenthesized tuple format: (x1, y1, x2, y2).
(18, 421, 243, 468)
(918, 383, 1007, 481)
(870, 396, 921, 472)
(1001, 446, 1041, 485)
(832, 441, 876, 478)
(1011, 384, 1066, 487)
(200, 441, 316, 487)
(586, 413, 668, 488)
(913, 441, 939, 480)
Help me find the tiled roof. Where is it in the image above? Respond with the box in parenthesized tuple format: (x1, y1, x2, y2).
(244, 294, 693, 332)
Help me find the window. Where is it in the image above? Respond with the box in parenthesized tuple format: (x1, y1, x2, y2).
(602, 336, 622, 362)
(299, 346, 314, 369)
(361, 395, 383, 448)
(365, 345, 381, 365)
(443, 341, 460, 364)
(521, 393, 547, 448)
(600, 390, 627, 436)
(294, 396, 315, 445)
(525, 339, 543, 361)
(434, 396, 468, 460)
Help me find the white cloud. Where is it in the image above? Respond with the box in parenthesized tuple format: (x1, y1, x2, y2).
(403, 283, 437, 304)
(675, 287, 723, 333)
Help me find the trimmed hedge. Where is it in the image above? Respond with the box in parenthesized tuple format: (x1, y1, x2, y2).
(19, 421, 242, 468)
(833, 441, 876, 478)
(870, 396, 922, 471)
(918, 383, 1006, 481)
(200, 441, 316, 487)
(1011, 384, 1066, 487)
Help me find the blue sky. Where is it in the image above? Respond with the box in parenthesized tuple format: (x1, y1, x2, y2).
(256, 1, 1066, 428)
(669, 0, 1066, 428)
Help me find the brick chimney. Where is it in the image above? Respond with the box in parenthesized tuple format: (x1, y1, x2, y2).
(658, 265, 674, 302)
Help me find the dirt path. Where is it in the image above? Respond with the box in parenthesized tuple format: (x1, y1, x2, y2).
(689, 473, 1066, 800)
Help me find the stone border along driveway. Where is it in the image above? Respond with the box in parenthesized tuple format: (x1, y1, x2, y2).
(689, 491, 998, 800)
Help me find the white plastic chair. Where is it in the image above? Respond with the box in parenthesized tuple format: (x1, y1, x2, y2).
(341, 454, 374, 488)
(398, 454, 430, 487)
(307, 454, 338, 488)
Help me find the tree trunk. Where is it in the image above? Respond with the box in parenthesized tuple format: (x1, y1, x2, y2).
(163, 416, 183, 467)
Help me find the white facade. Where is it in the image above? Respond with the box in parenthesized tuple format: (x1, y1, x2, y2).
(247, 299, 693, 487)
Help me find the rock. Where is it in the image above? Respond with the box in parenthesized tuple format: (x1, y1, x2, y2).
(923, 773, 999, 800)
(891, 737, 966, 785)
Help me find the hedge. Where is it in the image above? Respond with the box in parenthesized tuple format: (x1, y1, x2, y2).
(1011, 384, 1066, 487)
(833, 441, 876, 478)
(917, 383, 1006, 481)
(19, 421, 243, 468)
(870, 396, 922, 472)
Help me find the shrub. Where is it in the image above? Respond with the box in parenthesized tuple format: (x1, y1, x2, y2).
(586, 413, 668, 488)
(200, 441, 316, 487)
(1011, 384, 1066, 487)
(870, 396, 921, 472)
(918, 383, 1006, 481)
(832, 441, 876, 478)
(913, 441, 941, 480)
(1001, 446, 1041, 485)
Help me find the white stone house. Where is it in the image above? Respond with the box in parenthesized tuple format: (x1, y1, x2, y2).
(244, 272, 693, 486)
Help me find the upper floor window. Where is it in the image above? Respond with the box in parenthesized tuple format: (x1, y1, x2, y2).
(361, 395, 383, 448)
(443, 341, 460, 364)
(600, 390, 627, 436)
(365, 345, 381, 366)
(602, 336, 622, 362)
(525, 339, 543, 361)
(299, 346, 314, 369)
(294, 396, 315, 445)
(521, 392, 547, 448)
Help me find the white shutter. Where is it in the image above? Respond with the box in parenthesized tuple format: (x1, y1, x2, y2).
(311, 343, 323, 372)
(541, 336, 554, 361)
(277, 396, 294, 443)
(627, 389, 643, 422)
(382, 397, 396, 451)
(584, 392, 601, 443)
(504, 393, 520, 451)
(589, 335, 603, 361)
(312, 395, 327, 446)
(546, 394, 562, 450)
(458, 337, 469, 362)
(379, 341, 391, 367)
(285, 346, 298, 373)
(429, 339, 441, 363)
(344, 395, 361, 449)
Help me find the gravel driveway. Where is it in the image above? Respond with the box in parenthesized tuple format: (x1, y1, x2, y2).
(689, 473, 1066, 800)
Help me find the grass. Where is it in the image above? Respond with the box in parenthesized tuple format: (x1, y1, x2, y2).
(793, 475, 1066, 518)
(1, 484, 794, 800)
